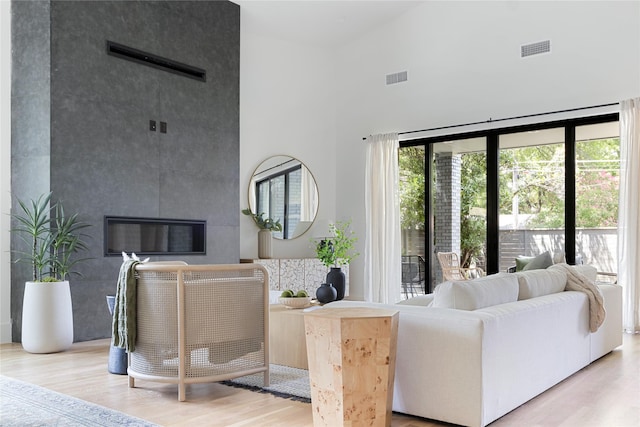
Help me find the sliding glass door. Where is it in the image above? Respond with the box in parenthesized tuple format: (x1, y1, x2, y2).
(400, 137, 487, 294)
(399, 146, 426, 298)
(399, 113, 619, 295)
(575, 121, 620, 279)
(499, 128, 565, 271)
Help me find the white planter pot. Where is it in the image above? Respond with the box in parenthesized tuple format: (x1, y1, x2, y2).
(22, 281, 74, 354)
(258, 229, 273, 259)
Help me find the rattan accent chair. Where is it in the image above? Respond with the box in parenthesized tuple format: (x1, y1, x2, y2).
(127, 262, 269, 401)
(437, 252, 484, 282)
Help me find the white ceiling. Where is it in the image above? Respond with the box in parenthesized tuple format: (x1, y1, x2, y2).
(233, 0, 425, 48)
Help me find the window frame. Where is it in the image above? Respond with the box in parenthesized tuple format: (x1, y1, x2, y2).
(401, 113, 619, 292)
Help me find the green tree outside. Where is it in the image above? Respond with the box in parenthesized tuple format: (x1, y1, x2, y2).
(399, 147, 425, 232)
(460, 152, 487, 267)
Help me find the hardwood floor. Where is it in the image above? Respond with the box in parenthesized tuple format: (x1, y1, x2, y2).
(1, 335, 638, 427)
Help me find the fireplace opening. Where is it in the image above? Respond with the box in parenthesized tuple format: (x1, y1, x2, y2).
(104, 216, 206, 256)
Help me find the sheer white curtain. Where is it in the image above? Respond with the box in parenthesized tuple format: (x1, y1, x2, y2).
(619, 97, 640, 334)
(364, 133, 401, 303)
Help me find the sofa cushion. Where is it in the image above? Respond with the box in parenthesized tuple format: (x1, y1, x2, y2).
(522, 251, 553, 271)
(432, 273, 519, 310)
(397, 294, 434, 307)
(514, 269, 567, 300)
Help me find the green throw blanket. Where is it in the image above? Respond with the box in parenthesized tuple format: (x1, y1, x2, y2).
(111, 259, 140, 352)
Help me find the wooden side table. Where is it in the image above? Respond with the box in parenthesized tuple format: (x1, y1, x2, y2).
(269, 304, 309, 369)
(304, 307, 399, 427)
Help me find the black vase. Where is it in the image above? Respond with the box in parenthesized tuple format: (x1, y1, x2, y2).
(326, 267, 346, 300)
(316, 283, 337, 304)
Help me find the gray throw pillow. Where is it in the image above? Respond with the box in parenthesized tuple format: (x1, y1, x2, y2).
(522, 251, 553, 271)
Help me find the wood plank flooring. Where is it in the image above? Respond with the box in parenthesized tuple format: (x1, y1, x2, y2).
(1, 335, 638, 427)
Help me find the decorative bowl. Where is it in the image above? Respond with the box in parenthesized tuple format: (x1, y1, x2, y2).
(279, 296, 312, 309)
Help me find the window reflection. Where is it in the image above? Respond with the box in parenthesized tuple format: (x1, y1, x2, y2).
(249, 156, 318, 239)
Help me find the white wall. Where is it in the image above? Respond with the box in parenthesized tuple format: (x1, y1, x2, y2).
(6, 2, 636, 319)
(1, 0, 12, 343)
(239, 25, 338, 260)
(333, 1, 640, 299)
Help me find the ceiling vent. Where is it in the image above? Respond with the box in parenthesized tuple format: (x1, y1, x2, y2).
(521, 40, 551, 58)
(386, 71, 408, 85)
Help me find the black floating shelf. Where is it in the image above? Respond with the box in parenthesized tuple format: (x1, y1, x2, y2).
(106, 41, 206, 82)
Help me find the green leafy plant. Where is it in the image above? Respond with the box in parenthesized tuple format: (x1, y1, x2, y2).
(242, 208, 283, 232)
(314, 220, 359, 268)
(12, 193, 91, 282)
(460, 152, 487, 268)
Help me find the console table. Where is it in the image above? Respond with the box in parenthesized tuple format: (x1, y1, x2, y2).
(269, 304, 309, 369)
(241, 258, 349, 298)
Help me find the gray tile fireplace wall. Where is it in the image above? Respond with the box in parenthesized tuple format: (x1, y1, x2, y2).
(11, 1, 240, 342)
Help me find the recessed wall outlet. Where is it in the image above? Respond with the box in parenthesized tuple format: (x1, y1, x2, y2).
(150, 120, 156, 131)
(160, 122, 167, 133)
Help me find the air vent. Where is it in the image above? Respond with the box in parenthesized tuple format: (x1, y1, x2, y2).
(521, 40, 551, 58)
(386, 71, 408, 85)
(107, 41, 206, 82)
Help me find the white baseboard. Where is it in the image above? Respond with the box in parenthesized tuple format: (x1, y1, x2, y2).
(0, 321, 13, 343)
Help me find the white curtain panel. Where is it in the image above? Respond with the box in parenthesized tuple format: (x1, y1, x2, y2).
(618, 97, 640, 334)
(364, 133, 401, 304)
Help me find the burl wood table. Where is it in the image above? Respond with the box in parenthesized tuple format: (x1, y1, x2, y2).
(304, 307, 399, 427)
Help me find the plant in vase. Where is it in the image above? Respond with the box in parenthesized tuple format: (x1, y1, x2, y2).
(11, 192, 91, 353)
(242, 208, 282, 259)
(314, 220, 359, 301)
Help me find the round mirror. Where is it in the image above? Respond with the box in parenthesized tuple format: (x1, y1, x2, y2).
(248, 155, 319, 240)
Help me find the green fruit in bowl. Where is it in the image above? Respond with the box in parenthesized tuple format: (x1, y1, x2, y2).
(296, 290, 309, 298)
(281, 289, 294, 298)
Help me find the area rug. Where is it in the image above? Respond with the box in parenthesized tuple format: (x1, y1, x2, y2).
(0, 375, 158, 426)
(223, 364, 311, 403)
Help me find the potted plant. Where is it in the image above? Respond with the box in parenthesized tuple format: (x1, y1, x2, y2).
(11, 192, 90, 353)
(314, 220, 358, 300)
(242, 208, 282, 259)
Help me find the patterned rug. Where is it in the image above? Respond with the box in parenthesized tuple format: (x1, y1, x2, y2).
(0, 375, 158, 426)
(223, 364, 311, 403)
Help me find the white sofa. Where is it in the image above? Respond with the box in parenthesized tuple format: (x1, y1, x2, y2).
(326, 266, 622, 427)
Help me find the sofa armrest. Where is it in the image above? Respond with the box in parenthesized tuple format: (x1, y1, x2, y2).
(590, 283, 622, 361)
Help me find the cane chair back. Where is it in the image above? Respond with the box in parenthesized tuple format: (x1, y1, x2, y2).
(437, 252, 484, 282)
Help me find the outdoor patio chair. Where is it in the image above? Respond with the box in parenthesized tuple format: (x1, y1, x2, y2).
(401, 255, 426, 298)
(437, 251, 484, 282)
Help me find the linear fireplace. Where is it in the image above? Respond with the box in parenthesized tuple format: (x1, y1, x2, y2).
(104, 216, 206, 256)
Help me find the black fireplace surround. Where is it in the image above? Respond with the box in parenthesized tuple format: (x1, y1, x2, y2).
(104, 216, 206, 256)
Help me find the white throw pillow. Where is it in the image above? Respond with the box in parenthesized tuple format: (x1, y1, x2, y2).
(432, 273, 519, 310)
(514, 269, 567, 300)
